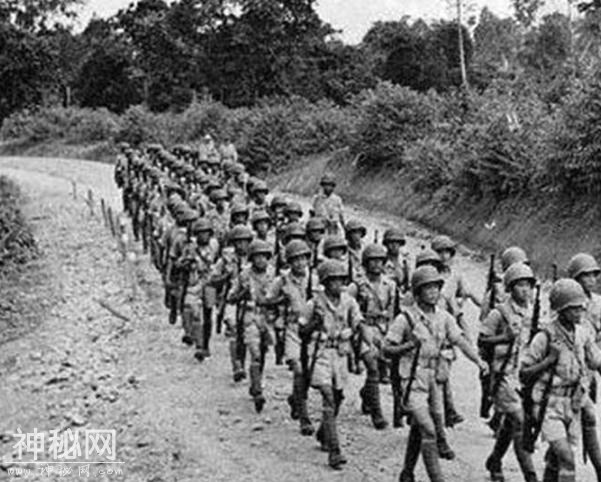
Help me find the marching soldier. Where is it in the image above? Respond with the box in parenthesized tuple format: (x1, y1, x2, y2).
(285, 202, 304, 225)
(248, 180, 269, 216)
(383, 228, 411, 293)
(250, 209, 272, 242)
(345, 219, 366, 281)
(348, 244, 395, 429)
(266, 240, 316, 435)
(312, 174, 345, 235)
(210, 225, 253, 382)
(520, 279, 601, 482)
(567, 253, 601, 480)
(166, 208, 200, 328)
(386, 265, 488, 482)
(227, 239, 276, 413)
(479, 263, 538, 482)
(178, 218, 219, 362)
(322, 236, 348, 262)
(299, 259, 362, 470)
(431, 235, 481, 427)
(206, 188, 230, 248)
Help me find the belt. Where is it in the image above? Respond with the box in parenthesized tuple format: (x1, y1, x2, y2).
(550, 385, 578, 397)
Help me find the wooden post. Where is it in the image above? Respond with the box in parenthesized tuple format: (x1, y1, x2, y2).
(107, 207, 116, 237)
(86, 189, 94, 217)
(101, 199, 108, 226)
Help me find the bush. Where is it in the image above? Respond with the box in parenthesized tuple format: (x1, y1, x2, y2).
(1, 107, 121, 143)
(350, 82, 440, 170)
(0, 176, 36, 269)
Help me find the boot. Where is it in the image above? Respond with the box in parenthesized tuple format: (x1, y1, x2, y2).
(316, 423, 327, 452)
(250, 364, 265, 413)
(484, 416, 513, 481)
(399, 423, 422, 481)
(511, 418, 538, 482)
(323, 408, 346, 470)
(366, 380, 388, 430)
(443, 381, 464, 427)
(359, 386, 370, 415)
(230, 341, 244, 382)
(582, 416, 601, 481)
(421, 440, 445, 482)
(181, 335, 193, 346)
(543, 449, 558, 482)
(392, 391, 405, 428)
(202, 306, 213, 357)
(432, 411, 455, 460)
(333, 390, 345, 418)
(169, 300, 178, 325)
(378, 359, 390, 384)
(287, 394, 300, 420)
(299, 377, 315, 436)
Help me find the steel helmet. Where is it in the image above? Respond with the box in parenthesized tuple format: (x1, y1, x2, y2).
(361, 243, 387, 265)
(383, 228, 406, 245)
(252, 180, 268, 193)
(228, 225, 253, 243)
(230, 203, 249, 218)
(285, 202, 303, 216)
(191, 218, 214, 235)
(415, 248, 442, 268)
(248, 239, 273, 258)
(323, 236, 348, 255)
(503, 262, 535, 289)
(549, 279, 587, 312)
(251, 210, 271, 226)
(411, 265, 444, 293)
(284, 222, 306, 241)
(180, 208, 200, 223)
(431, 235, 456, 254)
(567, 253, 601, 280)
(320, 174, 336, 186)
(209, 189, 229, 202)
(345, 219, 366, 237)
(270, 195, 288, 209)
(306, 217, 327, 232)
(285, 240, 312, 262)
(318, 259, 348, 283)
(501, 246, 529, 272)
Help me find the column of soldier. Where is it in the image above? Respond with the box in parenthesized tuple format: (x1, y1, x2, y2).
(113, 137, 601, 482)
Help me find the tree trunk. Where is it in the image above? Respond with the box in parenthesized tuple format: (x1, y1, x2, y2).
(457, 0, 469, 89)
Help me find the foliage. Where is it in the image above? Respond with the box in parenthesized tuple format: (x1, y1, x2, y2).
(350, 82, 440, 169)
(0, 176, 36, 270)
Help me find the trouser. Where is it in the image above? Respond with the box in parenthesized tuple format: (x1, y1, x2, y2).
(289, 360, 313, 431)
(317, 385, 343, 463)
(582, 397, 601, 480)
(360, 351, 386, 428)
(547, 439, 576, 482)
(247, 327, 270, 397)
(487, 410, 537, 481)
(182, 296, 202, 345)
(442, 378, 460, 424)
(402, 406, 444, 482)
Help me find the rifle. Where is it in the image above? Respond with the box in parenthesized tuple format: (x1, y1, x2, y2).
(179, 221, 194, 316)
(303, 306, 324, 391)
(401, 258, 410, 293)
(487, 254, 496, 310)
(552, 264, 559, 282)
(393, 283, 401, 317)
(481, 335, 514, 419)
(275, 228, 282, 275)
(374, 230, 379, 244)
(235, 257, 247, 364)
(529, 283, 541, 343)
(215, 269, 232, 335)
(399, 315, 420, 417)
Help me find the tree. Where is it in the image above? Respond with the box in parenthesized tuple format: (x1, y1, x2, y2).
(513, 0, 546, 27)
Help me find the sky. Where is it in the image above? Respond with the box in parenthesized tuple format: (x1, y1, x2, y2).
(77, 0, 569, 44)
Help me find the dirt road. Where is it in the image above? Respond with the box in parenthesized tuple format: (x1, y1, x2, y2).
(0, 157, 595, 481)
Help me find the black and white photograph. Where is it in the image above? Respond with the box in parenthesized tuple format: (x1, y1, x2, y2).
(1, 0, 601, 480)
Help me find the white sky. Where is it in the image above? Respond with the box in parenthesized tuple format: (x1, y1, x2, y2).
(77, 0, 569, 43)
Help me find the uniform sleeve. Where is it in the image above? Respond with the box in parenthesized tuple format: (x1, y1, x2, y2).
(266, 276, 284, 300)
(169, 236, 183, 260)
(386, 314, 408, 344)
(348, 297, 364, 330)
(445, 313, 465, 345)
(346, 282, 358, 299)
(520, 330, 549, 368)
(584, 328, 601, 370)
(480, 309, 502, 337)
(298, 299, 315, 327)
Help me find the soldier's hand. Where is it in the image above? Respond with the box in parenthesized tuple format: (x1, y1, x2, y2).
(478, 360, 490, 377)
(547, 344, 560, 364)
(339, 327, 353, 341)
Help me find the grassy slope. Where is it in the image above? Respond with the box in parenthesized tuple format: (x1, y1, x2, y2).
(272, 151, 601, 276)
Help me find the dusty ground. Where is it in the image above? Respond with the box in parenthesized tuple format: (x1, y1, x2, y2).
(0, 156, 596, 481)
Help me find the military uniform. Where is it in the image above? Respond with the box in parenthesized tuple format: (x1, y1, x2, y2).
(312, 192, 344, 235)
